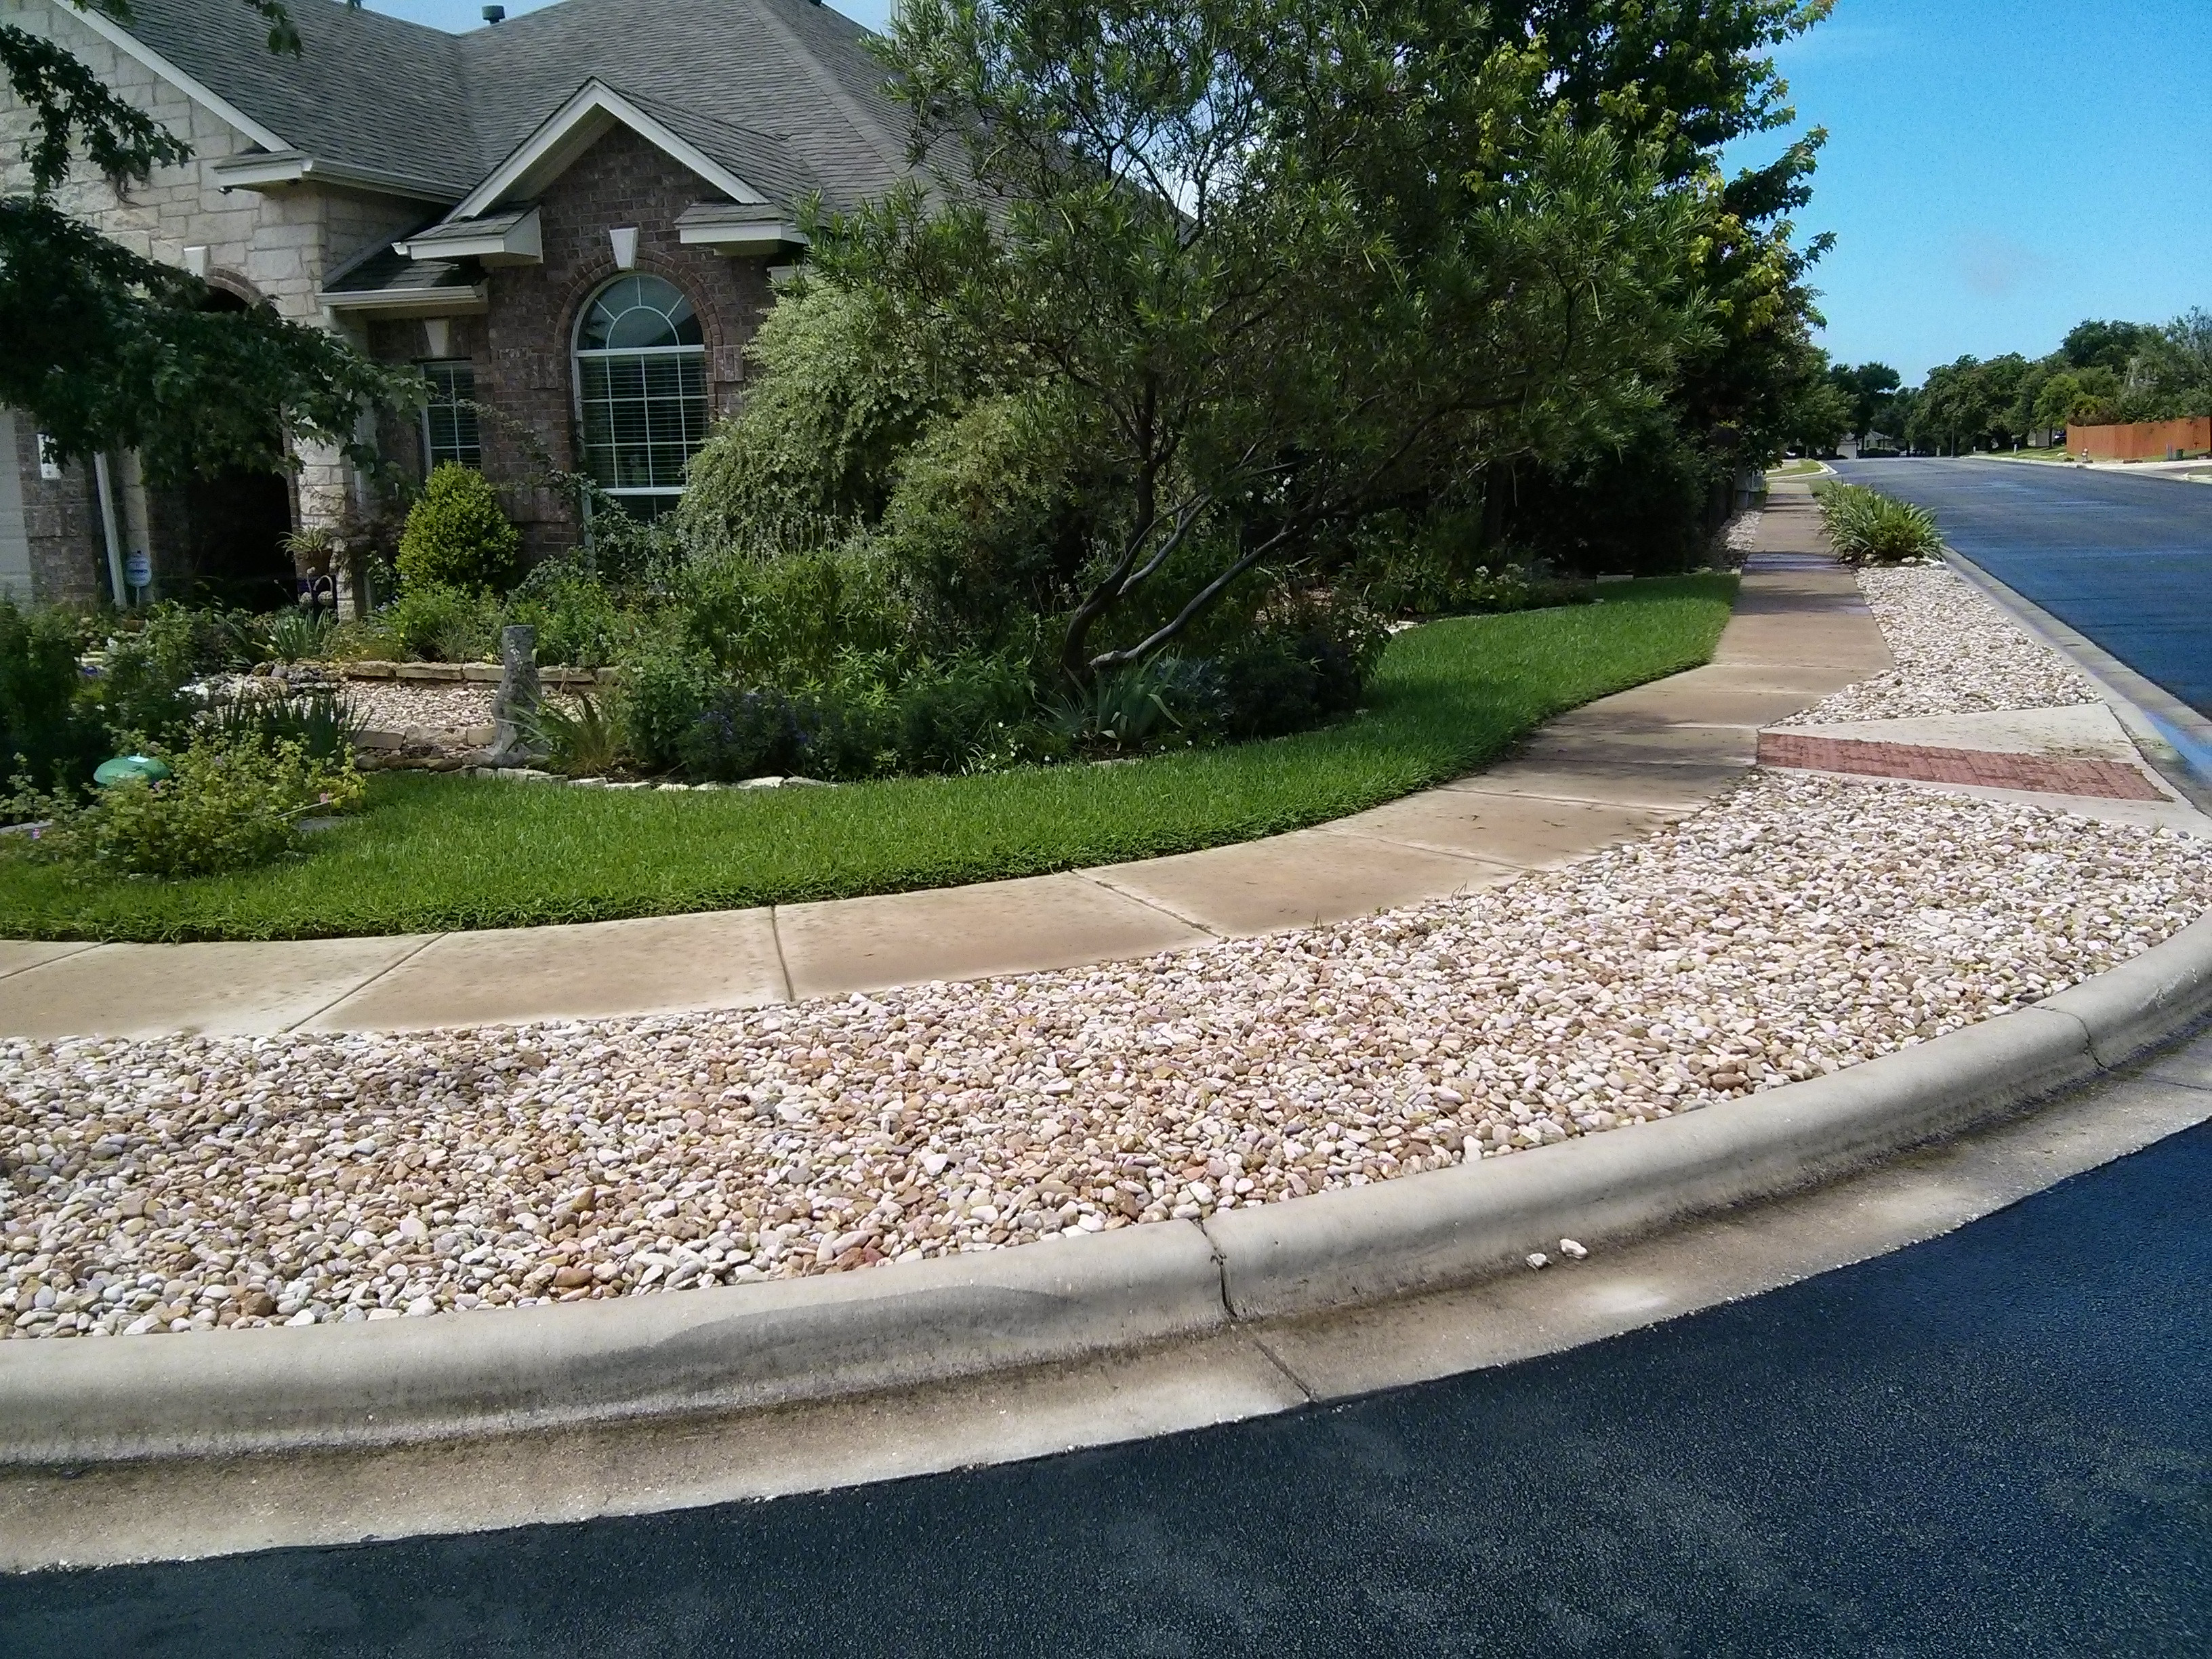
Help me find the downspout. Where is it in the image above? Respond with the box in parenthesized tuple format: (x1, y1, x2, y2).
(91, 452, 128, 607)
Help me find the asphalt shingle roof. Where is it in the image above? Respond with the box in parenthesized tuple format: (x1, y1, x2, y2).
(110, 0, 910, 211)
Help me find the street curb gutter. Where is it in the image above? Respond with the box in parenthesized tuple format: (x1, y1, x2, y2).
(3, 914, 2209, 1467)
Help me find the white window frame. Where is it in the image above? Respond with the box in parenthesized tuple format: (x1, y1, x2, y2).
(418, 359, 482, 472)
(571, 275, 709, 518)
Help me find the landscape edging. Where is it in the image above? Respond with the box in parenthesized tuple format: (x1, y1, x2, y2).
(2, 912, 2207, 1467)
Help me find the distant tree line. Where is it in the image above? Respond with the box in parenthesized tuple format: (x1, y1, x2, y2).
(1778, 310, 2212, 457)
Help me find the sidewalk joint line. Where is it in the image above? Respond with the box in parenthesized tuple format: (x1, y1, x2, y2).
(1248, 1334, 1318, 1405)
(1072, 870, 1224, 939)
(767, 908, 797, 1003)
(278, 933, 449, 1033)
(0, 941, 102, 985)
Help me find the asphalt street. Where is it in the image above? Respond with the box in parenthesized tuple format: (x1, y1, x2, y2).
(1839, 457, 2212, 716)
(3, 1118, 2207, 1657)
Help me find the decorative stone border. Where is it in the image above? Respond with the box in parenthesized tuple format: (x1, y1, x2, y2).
(335, 662, 619, 687)
(2, 913, 2204, 1467)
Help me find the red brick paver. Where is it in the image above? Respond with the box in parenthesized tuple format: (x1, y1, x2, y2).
(1757, 733, 2167, 801)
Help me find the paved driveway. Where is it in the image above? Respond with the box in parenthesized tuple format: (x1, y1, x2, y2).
(1840, 458, 2212, 716)
(5, 1119, 2207, 1656)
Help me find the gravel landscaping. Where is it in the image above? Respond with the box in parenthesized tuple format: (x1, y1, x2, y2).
(1780, 565, 2100, 723)
(3, 769, 2205, 1340)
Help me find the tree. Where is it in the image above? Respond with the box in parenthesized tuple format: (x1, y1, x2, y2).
(1825, 360, 1900, 443)
(2122, 308, 2212, 421)
(838, 0, 1708, 682)
(0, 0, 407, 478)
(2060, 319, 2146, 377)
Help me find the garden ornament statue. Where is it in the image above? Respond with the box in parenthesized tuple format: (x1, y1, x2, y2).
(482, 624, 548, 769)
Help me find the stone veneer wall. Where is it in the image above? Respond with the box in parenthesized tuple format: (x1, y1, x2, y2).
(366, 125, 775, 565)
(0, 0, 439, 600)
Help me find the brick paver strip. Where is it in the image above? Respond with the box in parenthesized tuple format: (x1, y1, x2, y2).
(1757, 732, 2167, 800)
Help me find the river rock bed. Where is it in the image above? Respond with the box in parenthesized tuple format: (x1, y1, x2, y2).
(3, 769, 2205, 1340)
(1779, 565, 2102, 723)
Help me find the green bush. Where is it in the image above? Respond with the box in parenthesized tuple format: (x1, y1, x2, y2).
(674, 539, 914, 684)
(1815, 483, 1942, 565)
(618, 638, 720, 773)
(378, 582, 495, 663)
(880, 394, 1094, 642)
(677, 282, 972, 556)
(396, 464, 522, 592)
(504, 573, 632, 668)
(0, 600, 102, 802)
(82, 633, 197, 752)
(5, 729, 364, 879)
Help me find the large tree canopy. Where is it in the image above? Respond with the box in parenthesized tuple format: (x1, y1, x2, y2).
(0, 0, 406, 478)
(688, 0, 1829, 681)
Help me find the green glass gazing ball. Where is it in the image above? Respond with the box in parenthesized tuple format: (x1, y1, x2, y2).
(93, 754, 172, 787)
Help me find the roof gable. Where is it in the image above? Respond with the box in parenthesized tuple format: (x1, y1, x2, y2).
(88, 0, 910, 213)
(447, 79, 783, 221)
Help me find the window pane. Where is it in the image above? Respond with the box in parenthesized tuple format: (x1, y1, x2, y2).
(575, 344, 708, 495)
(419, 359, 480, 470)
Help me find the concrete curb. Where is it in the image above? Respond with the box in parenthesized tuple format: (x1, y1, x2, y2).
(0, 1218, 1227, 1464)
(3, 914, 2207, 1468)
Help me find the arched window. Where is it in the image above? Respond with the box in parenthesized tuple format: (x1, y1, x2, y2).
(573, 274, 708, 518)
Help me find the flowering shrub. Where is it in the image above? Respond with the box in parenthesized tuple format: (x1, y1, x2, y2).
(3, 730, 364, 879)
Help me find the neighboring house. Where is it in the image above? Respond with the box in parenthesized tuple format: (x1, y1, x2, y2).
(0, 0, 909, 608)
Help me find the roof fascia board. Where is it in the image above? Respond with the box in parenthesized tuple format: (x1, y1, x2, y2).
(211, 150, 462, 203)
(59, 1, 289, 152)
(676, 213, 809, 254)
(394, 205, 542, 266)
(448, 79, 768, 222)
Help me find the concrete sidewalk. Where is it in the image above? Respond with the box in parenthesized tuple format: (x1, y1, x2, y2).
(0, 505, 1890, 1039)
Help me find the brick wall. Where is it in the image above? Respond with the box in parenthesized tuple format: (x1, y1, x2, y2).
(403, 125, 777, 565)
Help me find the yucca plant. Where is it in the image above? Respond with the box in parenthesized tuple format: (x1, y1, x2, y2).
(201, 684, 364, 764)
(262, 605, 337, 663)
(1815, 483, 1943, 565)
(528, 694, 626, 777)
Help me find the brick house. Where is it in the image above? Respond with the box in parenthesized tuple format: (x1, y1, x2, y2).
(0, 0, 909, 607)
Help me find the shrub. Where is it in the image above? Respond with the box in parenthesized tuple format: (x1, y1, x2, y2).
(379, 582, 495, 663)
(529, 695, 626, 777)
(5, 729, 363, 879)
(1816, 483, 1942, 565)
(618, 638, 720, 773)
(81, 631, 197, 752)
(396, 464, 522, 592)
(200, 684, 363, 764)
(884, 654, 1040, 773)
(677, 282, 973, 555)
(504, 573, 630, 668)
(0, 600, 102, 802)
(678, 686, 810, 781)
(1210, 597, 1386, 740)
(675, 538, 913, 684)
(261, 605, 336, 663)
(880, 394, 1093, 642)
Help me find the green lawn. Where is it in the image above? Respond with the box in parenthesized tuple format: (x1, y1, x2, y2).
(1765, 457, 1828, 477)
(0, 576, 1736, 942)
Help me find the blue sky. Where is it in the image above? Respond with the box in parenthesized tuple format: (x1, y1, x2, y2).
(369, 0, 2208, 386)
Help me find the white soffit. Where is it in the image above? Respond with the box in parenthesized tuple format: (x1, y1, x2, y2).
(447, 79, 768, 222)
(674, 202, 809, 254)
(60, 1, 289, 152)
(394, 206, 544, 266)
